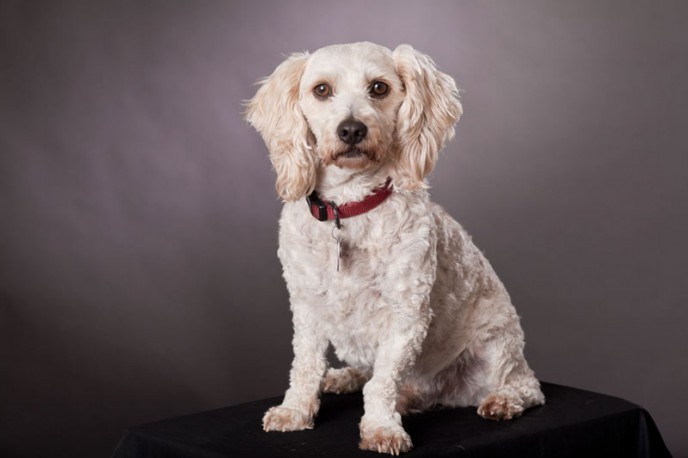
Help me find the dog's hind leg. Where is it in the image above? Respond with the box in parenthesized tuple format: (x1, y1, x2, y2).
(477, 377, 543, 421)
(321, 367, 370, 394)
(474, 317, 545, 421)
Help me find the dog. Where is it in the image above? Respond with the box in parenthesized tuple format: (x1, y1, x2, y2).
(246, 42, 544, 455)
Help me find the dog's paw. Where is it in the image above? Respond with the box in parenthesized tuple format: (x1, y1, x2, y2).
(359, 420, 413, 455)
(478, 392, 524, 421)
(321, 367, 369, 394)
(262, 405, 314, 432)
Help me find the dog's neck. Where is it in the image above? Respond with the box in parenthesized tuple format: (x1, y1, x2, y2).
(315, 164, 391, 206)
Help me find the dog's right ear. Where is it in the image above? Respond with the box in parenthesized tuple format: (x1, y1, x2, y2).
(245, 52, 316, 202)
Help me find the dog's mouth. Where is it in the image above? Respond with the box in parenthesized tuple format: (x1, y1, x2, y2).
(334, 147, 371, 160)
(329, 147, 378, 170)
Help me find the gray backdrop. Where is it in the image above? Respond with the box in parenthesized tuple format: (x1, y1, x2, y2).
(1, 1, 687, 456)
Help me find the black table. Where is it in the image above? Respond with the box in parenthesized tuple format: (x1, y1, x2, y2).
(113, 382, 670, 457)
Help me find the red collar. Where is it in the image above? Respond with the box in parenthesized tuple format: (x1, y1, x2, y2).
(306, 178, 393, 227)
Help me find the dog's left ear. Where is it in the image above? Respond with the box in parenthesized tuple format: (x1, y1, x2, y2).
(391, 45, 463, 191)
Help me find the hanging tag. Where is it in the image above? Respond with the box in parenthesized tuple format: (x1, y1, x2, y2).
(331, 225, 342, 272)
(335, 235, 342, 272)
(330, 202, 343, 272)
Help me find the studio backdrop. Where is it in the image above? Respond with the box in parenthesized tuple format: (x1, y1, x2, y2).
(0, 1, 686, 457)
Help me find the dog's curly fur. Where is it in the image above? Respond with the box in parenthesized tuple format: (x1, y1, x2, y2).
(246, 42, 544, 455)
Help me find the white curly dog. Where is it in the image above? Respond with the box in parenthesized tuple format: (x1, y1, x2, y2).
(246, 42, 544, 455)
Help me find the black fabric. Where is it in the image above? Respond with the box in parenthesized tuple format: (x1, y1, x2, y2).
(112, 383, 671, 457)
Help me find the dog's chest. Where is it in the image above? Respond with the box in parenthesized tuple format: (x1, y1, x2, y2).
(309, 227, 387, 307)
(319, 237, 390, 365)
(281, 216, 395, 363)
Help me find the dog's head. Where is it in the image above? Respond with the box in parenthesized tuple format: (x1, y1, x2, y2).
(246, 42, 462, 201)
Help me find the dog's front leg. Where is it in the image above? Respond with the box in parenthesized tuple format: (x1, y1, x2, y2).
(358, 325, 427, 455)
(359, 227, 437, 455)
(263, 302, 328, 432)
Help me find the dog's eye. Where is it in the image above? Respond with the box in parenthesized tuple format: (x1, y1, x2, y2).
(313, 83, 332, 99)
(369, 81, 389, 98)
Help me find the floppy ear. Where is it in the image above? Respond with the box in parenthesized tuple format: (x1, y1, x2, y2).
(245, 52, 316, 201)
(391, 45, 463, 191)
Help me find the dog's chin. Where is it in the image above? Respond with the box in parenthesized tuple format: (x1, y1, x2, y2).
(330, 148, 376, 170)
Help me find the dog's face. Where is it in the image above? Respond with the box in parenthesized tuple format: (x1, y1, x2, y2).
(246, 42, 462, 201)
(298, 43, 405, 171)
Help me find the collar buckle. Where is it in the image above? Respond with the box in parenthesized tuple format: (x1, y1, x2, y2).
(306, 192, 328, 222)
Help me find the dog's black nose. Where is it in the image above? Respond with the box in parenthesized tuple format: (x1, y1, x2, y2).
(337, 119, 367, 145)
